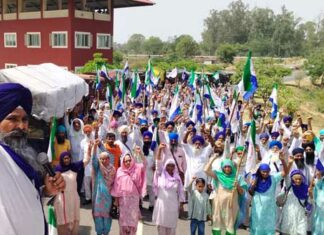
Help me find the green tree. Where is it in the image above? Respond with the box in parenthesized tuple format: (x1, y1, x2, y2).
(143, 36, 164, 55)
(126, 34, 145, 54)
(80, 53, 115, 73)
(113, 50, 124, 68)
(175, 35, 200, 58)
(305, 49, 324, 87)
(248, 8, 275, 56)
(298, 21, 319, 55)
(271, 6, 303, 57)
(201, 0, 251, 55)
(216, 44, 238, 64)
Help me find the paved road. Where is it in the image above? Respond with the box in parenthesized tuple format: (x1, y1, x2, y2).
(79, 202, 250, 235)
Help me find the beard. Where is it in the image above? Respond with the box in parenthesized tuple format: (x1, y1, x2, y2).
(56, 135, 65, 144)
(295, 158, 305, 169)
(0, 129, 45, 177)
(143, 141, 152, 156)
(170, 142, 178, 154)
(121, 135, 128, 144)
(193, 147, 202, 155)
(305, 152, 315, 166)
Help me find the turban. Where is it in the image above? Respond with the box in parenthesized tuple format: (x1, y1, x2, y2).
(113, 110, 122, 117)
(301, 124, 308, 130)
(271, 131, 280, 138)
(269, 140, 282, 150)
(139, 118, 148, 125)
(185, 120, 195, 128)
(151, 110, 158, 115)
(191, 127, 197, 133)
(118, 125, 130, 134)
(320, 129, 324, 135)
(316, 159, 324, 172)
(192, 135, 205, 145)
(259, 163, 271, 172)
(292, 147, 304, 156)
(236, 146, 245, 152)
(83, 124, 93, 132)
(134, 102, 143, 108)
(215, 131, 225, 140)
(259, 133, 269, 140)
(142, 131, 153, 139)
(244, 122, 251, 127)
(0, 83, 32, 122)
(57, 125, 66, 133)
(165, 121, 175, 128)
(168, 132, 178, 141)
(99, 103, 105, 109)
(283, 116, 292, 123)
(302, 131, 315, 142)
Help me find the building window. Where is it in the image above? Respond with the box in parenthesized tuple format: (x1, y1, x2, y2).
(25, 32, 41, 48)
(51, 32, 68, 48)
(4, 33, 17, 48)
(5, 63, 17, 69)
(46, 0, 68, 11)
(97, 33, 111, 49)
(75, 32, 92, 48)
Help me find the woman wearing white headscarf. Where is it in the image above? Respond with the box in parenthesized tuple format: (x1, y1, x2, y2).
(152, 157, 186, 235)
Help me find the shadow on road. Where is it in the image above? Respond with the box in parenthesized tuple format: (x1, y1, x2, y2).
(79, 225, 92, 235)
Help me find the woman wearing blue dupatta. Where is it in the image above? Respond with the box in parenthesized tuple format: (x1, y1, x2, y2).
(311, 160, 324, 235)
(204, 156, 248, 235)
(279, 169, 312, 235)
(248, 152, 292, 235)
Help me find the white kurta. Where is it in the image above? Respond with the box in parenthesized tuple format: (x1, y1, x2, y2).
(0, 145, 44, 235)
(183, 144, 213, 188)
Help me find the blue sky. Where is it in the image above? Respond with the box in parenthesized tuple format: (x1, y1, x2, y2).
(114, 0, 324, 43)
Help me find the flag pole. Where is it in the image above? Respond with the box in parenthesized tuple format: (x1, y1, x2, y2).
(229, 145, 246, 208)
(228, 92, 240, 124)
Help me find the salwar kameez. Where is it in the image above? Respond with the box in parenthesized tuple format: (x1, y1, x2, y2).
(313, 179, 324, 235)
(279, 190, 308, 235)
(250, 173, 282, 235)
(212, 185, 239, 235)
(119, 195, 141, 235)
(211, 159, 247, 235)
(54, 170, 80, 235)
(152, 159, 185, 235)
(111, 154, 146, 235)
(92, 153, 115, 235)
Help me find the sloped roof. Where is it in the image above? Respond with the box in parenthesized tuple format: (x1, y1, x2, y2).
(114, 0, 155, 8)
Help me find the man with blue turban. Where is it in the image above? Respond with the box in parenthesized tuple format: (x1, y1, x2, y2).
(141, 130, 155, 210)
(183, 130, 214, 188)
(259, 132, 270, 157)
(156, 132, 187, 186)
(0, 83, 65, 234)
(262, 140, 286, 177)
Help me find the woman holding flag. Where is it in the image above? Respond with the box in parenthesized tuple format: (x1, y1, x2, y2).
(204, 156, 248, 235)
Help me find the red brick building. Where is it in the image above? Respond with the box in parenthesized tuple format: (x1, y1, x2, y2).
(0, 0, 153, 71)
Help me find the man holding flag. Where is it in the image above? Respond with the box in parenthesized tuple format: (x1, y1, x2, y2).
(0, 83, 65, 235)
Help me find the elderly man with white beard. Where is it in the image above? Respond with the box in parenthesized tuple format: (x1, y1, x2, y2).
(182, 130, 214, 189)
(0, 83, 65, 235)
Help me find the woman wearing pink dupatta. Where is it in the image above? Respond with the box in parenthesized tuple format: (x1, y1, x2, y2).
(111, 148, 147, 235)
